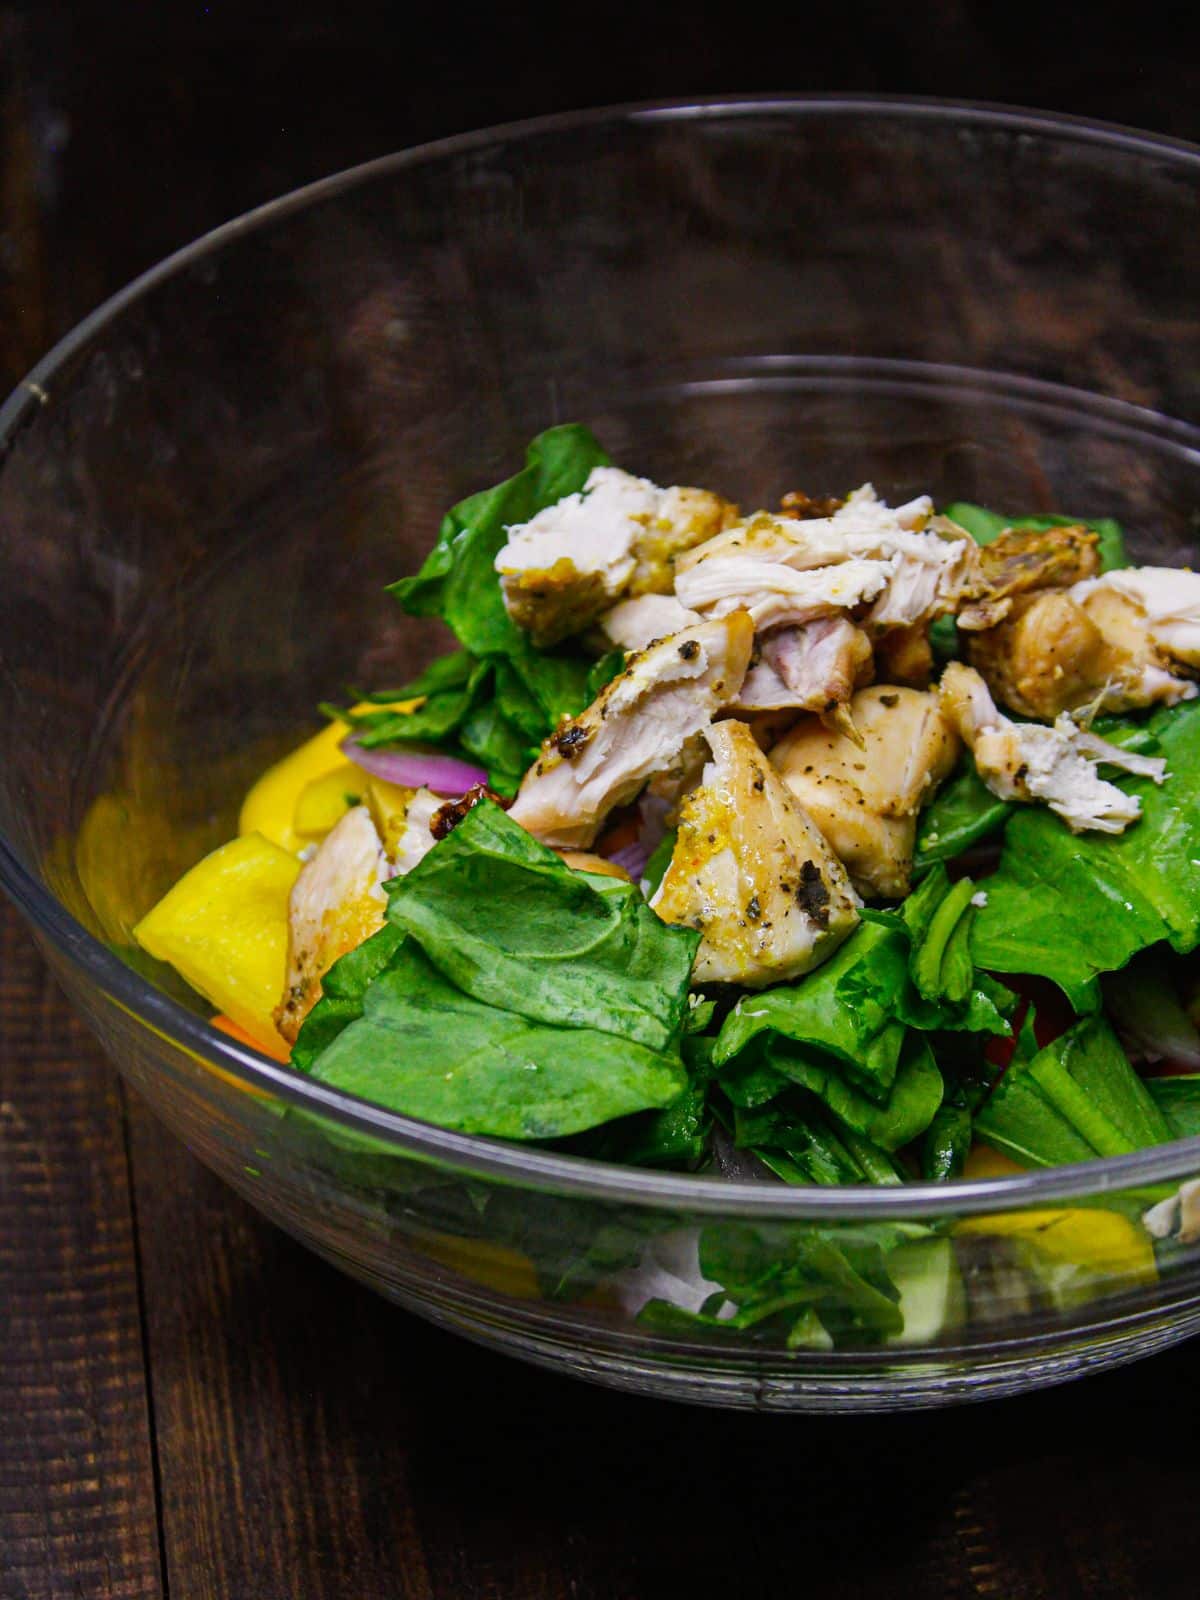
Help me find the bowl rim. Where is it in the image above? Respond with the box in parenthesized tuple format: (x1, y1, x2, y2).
(4, 91, 1200, 1219)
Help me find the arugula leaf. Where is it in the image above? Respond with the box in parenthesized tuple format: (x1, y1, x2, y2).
(971, 700, 1200, 1009)
(306, 940, 686, 1138)
(387, 801, 698, 1053)
(389, 423, 610, 655)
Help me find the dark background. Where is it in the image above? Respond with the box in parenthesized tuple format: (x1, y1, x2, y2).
(3, 6, 1200, 1598)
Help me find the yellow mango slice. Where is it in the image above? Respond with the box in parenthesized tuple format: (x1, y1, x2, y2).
(955, 1207, 1156, 1288)
(133, 832, 300, 1054)
(238, 698, 424, 853)
(364, 776, 419, 857)
(293, 763, 365, 841)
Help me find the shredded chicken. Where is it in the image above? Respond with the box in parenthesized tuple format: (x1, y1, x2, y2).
(732, 617, 874, 716)
(599, 592, 700, 652)
(651, 718, 860, 986)
(507, 613, 755, 848)
(494, 466, 735, 646)
(769, 686, 960, 899)
(938, 662, 1167, 834)
(275, 805, 390, 1043)
(674, 486, 977, 637)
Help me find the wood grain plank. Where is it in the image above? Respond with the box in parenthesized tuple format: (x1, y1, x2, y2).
(125, 1078, 1200, 1600)
(0, 903, 163, 1600)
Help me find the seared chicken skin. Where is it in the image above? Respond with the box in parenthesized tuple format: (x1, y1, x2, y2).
(507, 613, 755, 848)
(956, 522, 1101, 632)
(275, 805, 391, 1043)
(769, 686, 961, 899)
(938, 662, 1167, 834)
(494, 467, 736, 646)
(651, 718, 860, 987)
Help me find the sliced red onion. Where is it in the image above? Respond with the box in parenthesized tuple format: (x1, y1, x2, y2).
(608, 840, 651, 877)
(605, 791, 671, 881)
(340, 734, 488, 797)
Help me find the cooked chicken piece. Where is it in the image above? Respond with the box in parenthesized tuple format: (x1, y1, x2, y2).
(364, 780, 441, 872)
(1072, 566, 1200, 669)
(599, 592, 700, 652)
(769, 686, 961, 899)
(733, 618, 874, 715)
(871, 622, 933, 688)
(675, 526, 893, 633)
(275, 805, 391, 1043)
(494, 466, 736, 646)
(1143, 1178, 1200, 1247)
(966, 578, 1197, 721)
(967, 590, 1120, 719)
(675, 487, 976, 635)
(956, 524, 1101, 632)
(507, 613, 755, 848)
(780, 489, 844, 520)
(938, 662, 1166, 834)
(651, 718, 860, 987)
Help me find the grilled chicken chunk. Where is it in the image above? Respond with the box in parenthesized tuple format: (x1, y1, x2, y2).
(938, 662, 1166, 834)
(599, 592, 701, 652)
(733, 617, 874, 716)
(507, 613, 755, 848)
(674, 486, 976, 636)
(1073, 567, 1200, 669)
(956, 523, 1101, 632)
(494, 466, 736, 646)
(966, 572, 1199, 721)
(275, 805, 390, 1043)
(651, 718, 860, 987)
(770, 686, 961, 899)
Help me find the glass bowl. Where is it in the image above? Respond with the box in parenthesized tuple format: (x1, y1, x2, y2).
(3, 97, 1200, 1411)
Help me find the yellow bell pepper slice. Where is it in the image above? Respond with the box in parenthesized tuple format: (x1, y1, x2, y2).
(961, 1142, 1027, 1179)
(955, 1207, 1156, 1289)
(293, 763, 365, 841)
(238, 700, 424, 853)
(133, 832, 300, 1054)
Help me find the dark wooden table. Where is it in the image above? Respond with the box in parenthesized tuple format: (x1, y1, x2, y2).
(4, 8, 1200, 1596)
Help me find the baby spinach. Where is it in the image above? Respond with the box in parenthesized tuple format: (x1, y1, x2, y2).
(341, 426, 622, 795)
(306, 941, 687, 1139)
(293, 801, 699, 1140)
(390, 423, 610, 655)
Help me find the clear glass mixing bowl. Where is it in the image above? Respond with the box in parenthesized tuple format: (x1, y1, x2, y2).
(2, 97, 1199, 1409)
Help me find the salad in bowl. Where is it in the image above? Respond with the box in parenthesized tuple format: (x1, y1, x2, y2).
(130, 423, 1200, 1348)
